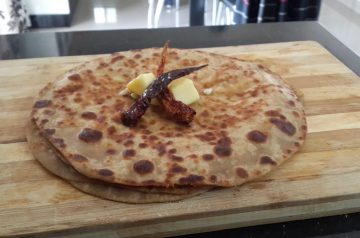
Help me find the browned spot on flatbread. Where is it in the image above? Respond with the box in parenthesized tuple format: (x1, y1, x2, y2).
(236, 167, 249, 178)
(154, 144, 166, 156)
(97, 62, 108, 69)
(111, 55, 124, 63)
(139, 143, 148, 148)
(123, 149, 136, 157)
(179, 175, 204, 184)
(149, 135, 158, 141)
(142, 129, 151, 135)
(210, 175, 217, 182)
(247, 130, 267, 143)
(170, 155, 183, 162)
(95, 98, 105, 105)
(44, 128, 55, 135)
(265, 110, 280, 117)
(70, 154, 88, 162)
(106, 149, 117, 155)
(288, 100, 295, 107)
(78, 128, 103, 142)
(214, 137, 232, 157)
(74, 97, 82, 103)
(250, 89, 258, 97)
(133, 160, 154, 175)
(125, 59, 137, 68)
(196, 132, 216, 143)
(124, 140, 134, 147)
(260, 156, 276, 166)
(55, 84, 82, 94)
(270, 118, 296, 136)
(112, 114, 122, 124)
(189, 154, 197, 159)
(68, 74, 81, 81)
(293, 111, 300, 117)
(34, 100, 51, 108)
(202, 154, 214, 161)
(81, 111, 97, 120)
(40, 119, 49, 125)
(98, 169, 114, 176)
(200, 110, 210, 117)
(107, 126, 116, 135)
(170, 164, 187, 174)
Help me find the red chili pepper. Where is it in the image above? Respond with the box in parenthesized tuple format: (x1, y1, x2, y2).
(121, 64, 207, 127)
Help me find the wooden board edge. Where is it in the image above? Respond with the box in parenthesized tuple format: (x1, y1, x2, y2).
(10, 195, 360, 238)
(115, 197, 360, 238)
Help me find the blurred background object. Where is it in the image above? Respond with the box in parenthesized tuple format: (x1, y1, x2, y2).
(0, 0, 31, 34)
(215, 0, 321, 25)
(0, 0, 358, 55)
(22, 0, 323, 32)
(26, 0, 77, 28)
(318, 0, 360, 57)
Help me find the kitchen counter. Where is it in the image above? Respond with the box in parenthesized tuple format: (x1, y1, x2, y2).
(1, 21, 359, 76)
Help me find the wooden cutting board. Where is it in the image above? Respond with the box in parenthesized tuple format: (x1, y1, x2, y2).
(1, 41, 360, 237)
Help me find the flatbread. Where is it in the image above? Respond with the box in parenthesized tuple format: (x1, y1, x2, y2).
(26, 120, 208, 203)
(31, 48, 307, 187)
(69, 181, 205, 204)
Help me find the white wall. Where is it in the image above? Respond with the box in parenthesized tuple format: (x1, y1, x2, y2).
(24, 0, 70, 15)
(319, 0, 360, 56)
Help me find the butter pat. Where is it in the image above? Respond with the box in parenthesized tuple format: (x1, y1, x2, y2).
(127, 73, 156, 96)
(203, 88, 213, 95)
(130, 93, 139, 99)
(118, 88, 129, 96)
(168, 78, 199, 105)
(127, 73, 199, 105)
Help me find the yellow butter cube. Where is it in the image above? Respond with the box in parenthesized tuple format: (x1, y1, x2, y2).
(168, 78, 199, 105)
(130, 93, 139, 99)
(127, 73, 156, 96)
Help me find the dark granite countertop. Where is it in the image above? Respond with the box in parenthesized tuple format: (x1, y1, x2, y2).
(1, 21, 360, 238)
(1, 21, 359, 76)
(179, 213, 360, 238)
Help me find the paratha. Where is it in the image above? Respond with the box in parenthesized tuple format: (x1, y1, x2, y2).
(26, 120, 209, 202)
(31, 48, 307, 188)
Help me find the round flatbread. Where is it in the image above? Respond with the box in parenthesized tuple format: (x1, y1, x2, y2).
(26, 120, 208, 202)
(31, 48, 307, 187)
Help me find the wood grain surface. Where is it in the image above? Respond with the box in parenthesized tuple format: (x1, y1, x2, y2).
(1, 41, 360, 237)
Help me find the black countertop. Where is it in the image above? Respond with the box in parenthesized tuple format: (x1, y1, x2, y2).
(1, 21, 359, 76)
(181, 213, 360, 238)
(1, 21, 360, 238)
